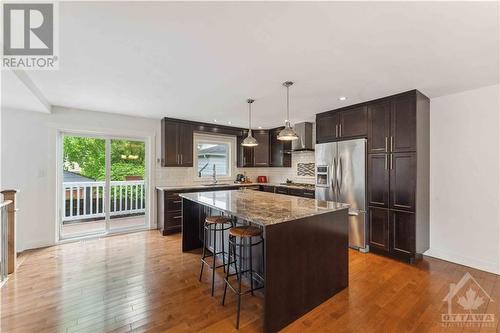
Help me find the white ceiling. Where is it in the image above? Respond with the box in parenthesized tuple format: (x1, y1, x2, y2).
(4, 1, 500, 128)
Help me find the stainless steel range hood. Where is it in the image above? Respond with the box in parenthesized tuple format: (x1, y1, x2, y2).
(292, 122, 314, 151)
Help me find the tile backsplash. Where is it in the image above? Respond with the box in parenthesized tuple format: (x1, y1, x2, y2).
(155, 151, 316, 186)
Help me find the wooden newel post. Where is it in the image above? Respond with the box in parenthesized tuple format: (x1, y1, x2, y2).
(1, 190, 18, 274)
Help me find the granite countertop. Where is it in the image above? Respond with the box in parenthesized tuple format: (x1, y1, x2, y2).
(156, 182, 315, 191)
(179, 189, 349, 226)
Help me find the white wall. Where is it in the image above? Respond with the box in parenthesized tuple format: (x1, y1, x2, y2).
(426, 84, 500, 274)
(1, 107, 159, 251)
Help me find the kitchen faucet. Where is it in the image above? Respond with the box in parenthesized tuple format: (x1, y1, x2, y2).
(212, 164, 217, 184)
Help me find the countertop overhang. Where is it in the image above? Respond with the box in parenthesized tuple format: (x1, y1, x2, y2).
(156, 182, 315, 191)
(179, 189, 349, 226)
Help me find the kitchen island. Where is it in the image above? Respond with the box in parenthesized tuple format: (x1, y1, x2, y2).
(180, 189, 349, 333)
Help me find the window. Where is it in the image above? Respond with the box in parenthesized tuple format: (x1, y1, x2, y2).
(194, 134, 234, 180)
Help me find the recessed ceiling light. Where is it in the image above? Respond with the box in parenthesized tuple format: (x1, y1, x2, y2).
(228, 121, 232, 125)
(214, 119, 217, 122)
(338, 96, 347, 101)
(258, 126, 262, 129)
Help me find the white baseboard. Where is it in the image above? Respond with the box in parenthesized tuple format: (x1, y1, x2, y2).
(424, 248, 500, 275)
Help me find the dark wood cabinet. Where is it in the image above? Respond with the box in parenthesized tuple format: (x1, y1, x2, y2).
(391, 210, 415, 257)
(253, 130, 270, 166)
(316, 113, 339, 143)
(275, 187, 289, 195)
(367, 93, 416, 155)
(338, 106, 367, 139)
(237, 131, 254, 167)
(261, 185, 275, 193)
(316, 106, 367, 143)
(178, 123, 193, 166)
(369, 207, 390, 251)
(367, 153, 389, 208)
(389, 152, 416, 211)
(391, 94, 416, 152)
(365, 90, 429, 263)
(270, 127, 291, 167)
(157, 190, 183, 235)
(369, 208, 416, 260)
(238, 127, 290, 168)
(367, 100, 391, 154)
(161, 119, 193, 167)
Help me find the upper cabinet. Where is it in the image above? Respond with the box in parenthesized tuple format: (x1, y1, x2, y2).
(316, 106, 367, 143)
(237, 127, 291, 168)
(338, 106, 367, 138)
(270, 127, 291, 167)
(367, 101, 391, 154)
(237, 132, 254, 167)
(367, 92, 416, 154)
(161, 119, 193, 167)
(391, 94, 416, 153)
(253, 130, 270, 167)
(316, 113, 339, 143)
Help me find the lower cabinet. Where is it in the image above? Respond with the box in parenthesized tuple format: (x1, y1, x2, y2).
(157, 190, 183, 235)
(369, 207, 416, 262)
(368, 207, 390, 251)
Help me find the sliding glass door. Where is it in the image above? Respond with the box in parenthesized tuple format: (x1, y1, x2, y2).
(60, 133, 147, 240)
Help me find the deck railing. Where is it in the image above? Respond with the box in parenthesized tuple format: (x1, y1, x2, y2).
(0, 200, 11, 283)
(63, 180, 145, 222)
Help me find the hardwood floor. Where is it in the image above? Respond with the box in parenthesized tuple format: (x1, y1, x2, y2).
(1, 231, 498, 333)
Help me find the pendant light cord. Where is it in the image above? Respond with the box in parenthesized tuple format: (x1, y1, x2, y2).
(249, 102, 251, 130)
(286, 85, 290, 122)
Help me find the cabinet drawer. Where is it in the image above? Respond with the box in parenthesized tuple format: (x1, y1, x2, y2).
(167, 197, 182, 211)
(302, 190, 315, 198)
(276, 187, 288, 195)
(262, 185, 275, 193)
(288, 188, 304, 197)
(166, 211, 182, 227)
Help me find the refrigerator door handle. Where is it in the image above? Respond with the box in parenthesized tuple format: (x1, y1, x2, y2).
(337, 156, 343, 192)
(348, 211, 359, 216)
(331, 158, 337, 201)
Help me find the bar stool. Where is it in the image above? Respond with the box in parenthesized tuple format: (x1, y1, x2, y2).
(199, 215, 233, 296)
(222, 225, 264, 329)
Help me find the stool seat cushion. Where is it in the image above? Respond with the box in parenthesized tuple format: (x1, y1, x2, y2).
(229, 226, 262, 238)
(205, 215, 232, 224)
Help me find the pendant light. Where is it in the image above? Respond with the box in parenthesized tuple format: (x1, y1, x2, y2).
(277, 81, 299, 141)
(242, 98, 258, 147)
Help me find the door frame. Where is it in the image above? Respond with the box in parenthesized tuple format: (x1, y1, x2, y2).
(56, 130, 152, 241)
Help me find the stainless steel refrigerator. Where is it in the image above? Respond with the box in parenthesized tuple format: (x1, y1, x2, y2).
(315, 139, 368, 252)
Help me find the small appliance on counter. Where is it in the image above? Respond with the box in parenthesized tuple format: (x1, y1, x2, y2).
(257, 176, 267, 183)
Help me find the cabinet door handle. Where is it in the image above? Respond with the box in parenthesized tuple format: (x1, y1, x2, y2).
(180, 154, 183, 165)
(335, 124, 338, 138)
(339, 124, 342, 137)
(173, 216, 182, 219)
(173, 200, 182, 203)
(384, 154, 388, 170)
(390, 136, 394, 152)
(390, 154, 393, 170)
(385, 137, 388, 152)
